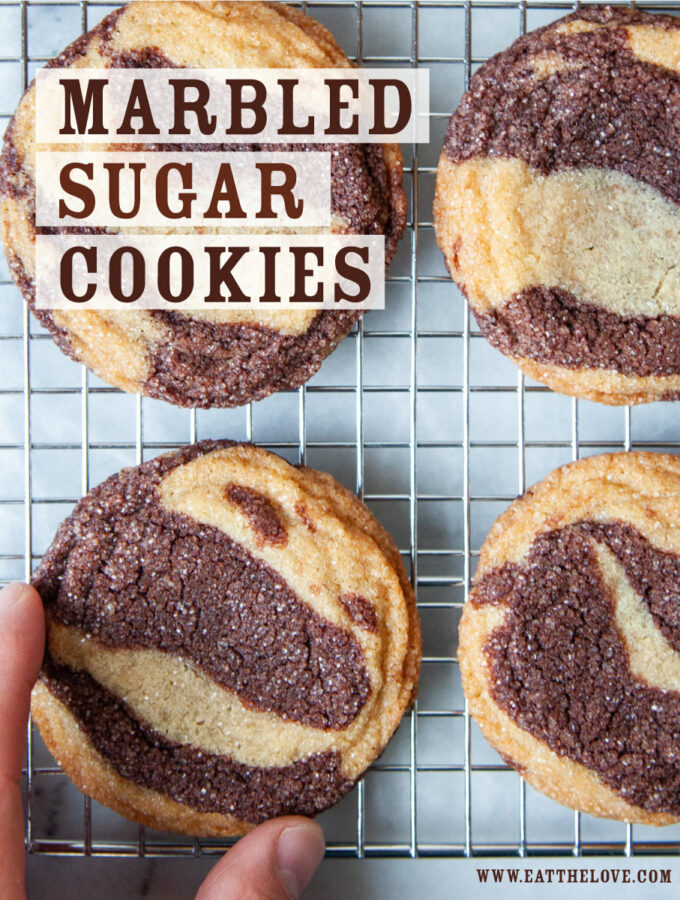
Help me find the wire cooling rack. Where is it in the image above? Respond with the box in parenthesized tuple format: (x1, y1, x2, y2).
(3, 0, 680, 867)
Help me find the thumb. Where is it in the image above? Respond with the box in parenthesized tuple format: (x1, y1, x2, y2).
(195, 817, 325, 900)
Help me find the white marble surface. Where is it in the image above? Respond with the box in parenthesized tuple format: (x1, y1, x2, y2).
(26, 857, 680, 898)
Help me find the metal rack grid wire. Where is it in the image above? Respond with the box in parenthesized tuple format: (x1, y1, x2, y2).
(2, 0, 680, 865)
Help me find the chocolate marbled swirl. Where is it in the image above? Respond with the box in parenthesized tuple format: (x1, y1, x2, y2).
(0, 1, 406, 408)
(31, 440, 420, 835)
(434, 6, 680, 405)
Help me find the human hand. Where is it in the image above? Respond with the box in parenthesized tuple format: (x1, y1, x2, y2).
(0, 582, 325, 900)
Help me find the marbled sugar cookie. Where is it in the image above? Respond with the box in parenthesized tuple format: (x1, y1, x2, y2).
(31, 441, 421, 836)
(460, 452, 680, 824)
(0, 1, 405, 408)
(435, 7, 680, 406)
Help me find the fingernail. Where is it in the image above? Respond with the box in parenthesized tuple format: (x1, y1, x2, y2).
(276, 823, 325, 899)
(0, 582, 31, 614)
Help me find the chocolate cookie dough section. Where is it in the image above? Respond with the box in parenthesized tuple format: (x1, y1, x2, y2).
(476, 285, 680, 379)
(0, 1, 406, 408)
(31, 440, 421, 836)
(473, 520, 680, 817)
(434, 7, 680, 404)
(443, 7, 680, 201)
(145, 308, 364, 408)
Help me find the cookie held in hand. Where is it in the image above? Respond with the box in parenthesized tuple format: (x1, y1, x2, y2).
(31, 440, 421, 836)
(435, 6, 680, 405)
(460, 452, 680, 824)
